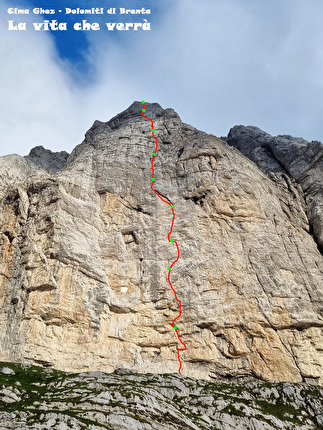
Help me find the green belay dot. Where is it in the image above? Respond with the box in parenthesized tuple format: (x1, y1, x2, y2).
(152, 152, 156, 156)
(151, 178, 155, 181)
(170, 204, 174, 208)
(167, 267, 171, 270)
(151, 129, 155, 132)
(141, 100, 145, 104)
(170, 239, 174, 243)
(173, 326, 177, 330)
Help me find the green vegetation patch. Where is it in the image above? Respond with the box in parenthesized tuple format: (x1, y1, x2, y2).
(0, 363, 322, 430)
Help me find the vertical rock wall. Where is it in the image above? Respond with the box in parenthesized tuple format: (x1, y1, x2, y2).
(0, 103, 322, 385)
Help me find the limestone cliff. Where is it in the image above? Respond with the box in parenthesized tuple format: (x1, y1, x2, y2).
(0, 102, 323, 386)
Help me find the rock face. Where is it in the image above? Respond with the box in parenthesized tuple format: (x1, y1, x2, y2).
(0, 362, 322, 430)
(26, 146, 69, 173)
(226, 125, 323, 253)
(0, 102, 323, 386)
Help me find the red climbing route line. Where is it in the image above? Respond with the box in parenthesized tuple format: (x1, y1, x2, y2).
(141, 101, 187, 374)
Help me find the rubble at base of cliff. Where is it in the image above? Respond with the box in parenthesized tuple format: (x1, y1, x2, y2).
(0, 362, 322, 430)
(1, 102, 323, 429)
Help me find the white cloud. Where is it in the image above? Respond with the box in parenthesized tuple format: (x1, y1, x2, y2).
(0, 5, 86, 155)
(1, 0, 323, 157)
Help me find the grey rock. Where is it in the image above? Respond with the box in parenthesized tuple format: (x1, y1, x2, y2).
(0, 363, 322, 430)
(0, 387, 20, 403)
(227, 125, 289, 174)
(106, 101, 179, 130)
(26, 145, 69, 172)
(227, 125, 323, 251)
(0, 366, 15, 375)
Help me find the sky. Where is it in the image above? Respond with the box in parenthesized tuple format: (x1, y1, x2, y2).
(1, 0, 323, 156)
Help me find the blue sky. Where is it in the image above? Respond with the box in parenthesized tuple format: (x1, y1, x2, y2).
(1, 0, 323, 156)
(18, 0, 168, 75)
